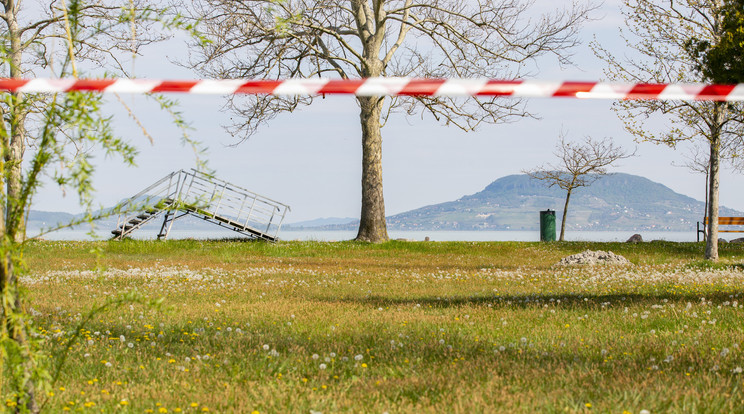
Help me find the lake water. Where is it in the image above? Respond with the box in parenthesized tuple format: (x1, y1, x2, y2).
(29, 227, 698, 242)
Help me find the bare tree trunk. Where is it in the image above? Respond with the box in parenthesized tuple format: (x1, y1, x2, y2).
(705, 103, 723, 260)
(0, 105, 7, 238)
(7, 112, 26, 243)
(704, 167, 709, 227)
(2, 6, 35, 410)
(560, 188, 572, 241)
(6, 4, 27, 243)
(356, 96, 388, 242)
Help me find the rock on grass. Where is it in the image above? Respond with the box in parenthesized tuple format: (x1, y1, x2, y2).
(557, 250, 631, 266)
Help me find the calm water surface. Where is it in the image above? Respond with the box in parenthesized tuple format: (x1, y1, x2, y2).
(30, 227, 698, 242)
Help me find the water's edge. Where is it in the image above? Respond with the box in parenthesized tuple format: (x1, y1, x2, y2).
(29, 228, 700, 242)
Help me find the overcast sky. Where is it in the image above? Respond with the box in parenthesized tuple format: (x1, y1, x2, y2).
(31, 0, 744, 223)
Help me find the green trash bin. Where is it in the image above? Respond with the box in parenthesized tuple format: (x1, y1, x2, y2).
(540, 210, 556, 242)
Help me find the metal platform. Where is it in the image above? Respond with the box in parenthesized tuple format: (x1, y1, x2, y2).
(111, 169, 290, 241)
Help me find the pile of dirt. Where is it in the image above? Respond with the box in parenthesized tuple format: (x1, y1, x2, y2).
(557, 250, 631, 266)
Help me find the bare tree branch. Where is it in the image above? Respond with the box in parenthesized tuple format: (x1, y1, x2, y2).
(184, 0, 597, 242)
(592, 0, 742, 260)
(524, 133, 634, 241)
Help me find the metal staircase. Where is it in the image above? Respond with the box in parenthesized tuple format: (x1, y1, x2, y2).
(111, 169, 290, 241)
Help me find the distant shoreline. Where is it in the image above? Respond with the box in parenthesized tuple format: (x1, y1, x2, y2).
(28, 228, 698, 242)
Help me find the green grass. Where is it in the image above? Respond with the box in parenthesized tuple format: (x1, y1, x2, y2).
(11, 240, 744, 412)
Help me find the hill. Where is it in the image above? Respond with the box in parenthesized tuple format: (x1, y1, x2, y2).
(383, 173, 740, 231)
(27, 173, 740, 234)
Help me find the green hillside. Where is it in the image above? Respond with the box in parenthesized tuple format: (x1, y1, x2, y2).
(386, 173, 739, 231)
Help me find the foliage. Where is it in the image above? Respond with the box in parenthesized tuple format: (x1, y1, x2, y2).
(686, 0, 744, 83)
(0, 83, 138, 411)
(0, 1, 208, 412)
(593, 0, 744, 260)
(593, 0, 744, 151)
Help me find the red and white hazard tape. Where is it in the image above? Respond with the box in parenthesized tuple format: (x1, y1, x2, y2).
(1, 78, 744, 100)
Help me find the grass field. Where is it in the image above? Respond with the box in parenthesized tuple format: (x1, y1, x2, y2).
(13, 239, 744, 413)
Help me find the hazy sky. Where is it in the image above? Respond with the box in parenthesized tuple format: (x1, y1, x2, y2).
(31, 0, 744, 223)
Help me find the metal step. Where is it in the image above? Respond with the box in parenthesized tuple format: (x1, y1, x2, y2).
(111, 169, 289, 241)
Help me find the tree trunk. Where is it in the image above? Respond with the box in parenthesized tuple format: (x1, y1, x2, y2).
(2, 7, 36, 412)
(7, 112, 26, 243)
(355, 96, 388, 242)
(704, 167, 709, 228)
(705, 103, 723, 261)
(560, 188, 572, 241)
(0, 105, 7, 238)
(6, 7, 27, 243)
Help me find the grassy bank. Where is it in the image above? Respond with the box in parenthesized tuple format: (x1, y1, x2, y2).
(13, 240, 744, 412)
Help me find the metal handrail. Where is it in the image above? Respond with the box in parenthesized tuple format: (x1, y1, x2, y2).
(113, 169, 290, 240)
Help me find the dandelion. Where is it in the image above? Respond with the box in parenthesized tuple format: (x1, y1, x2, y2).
(262, 344, 270, 351)
(319, 363, 327, 370)
(354, 354, 363, 361)
(127, 342, 134, 348)
(312, 354, 319, 360)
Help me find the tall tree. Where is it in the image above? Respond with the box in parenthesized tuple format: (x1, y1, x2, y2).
(0, 2, 192, 411)
(524, 134, 632, 241)
(1, 0, 171, 243)
(594, 0, 744, 260)
(186, 0, 596, 242)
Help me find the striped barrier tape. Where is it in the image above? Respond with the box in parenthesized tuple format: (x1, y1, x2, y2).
(1, 78, 743, 100)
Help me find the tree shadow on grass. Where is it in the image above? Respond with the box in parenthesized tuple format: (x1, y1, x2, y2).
(314, 291, 744, 310)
